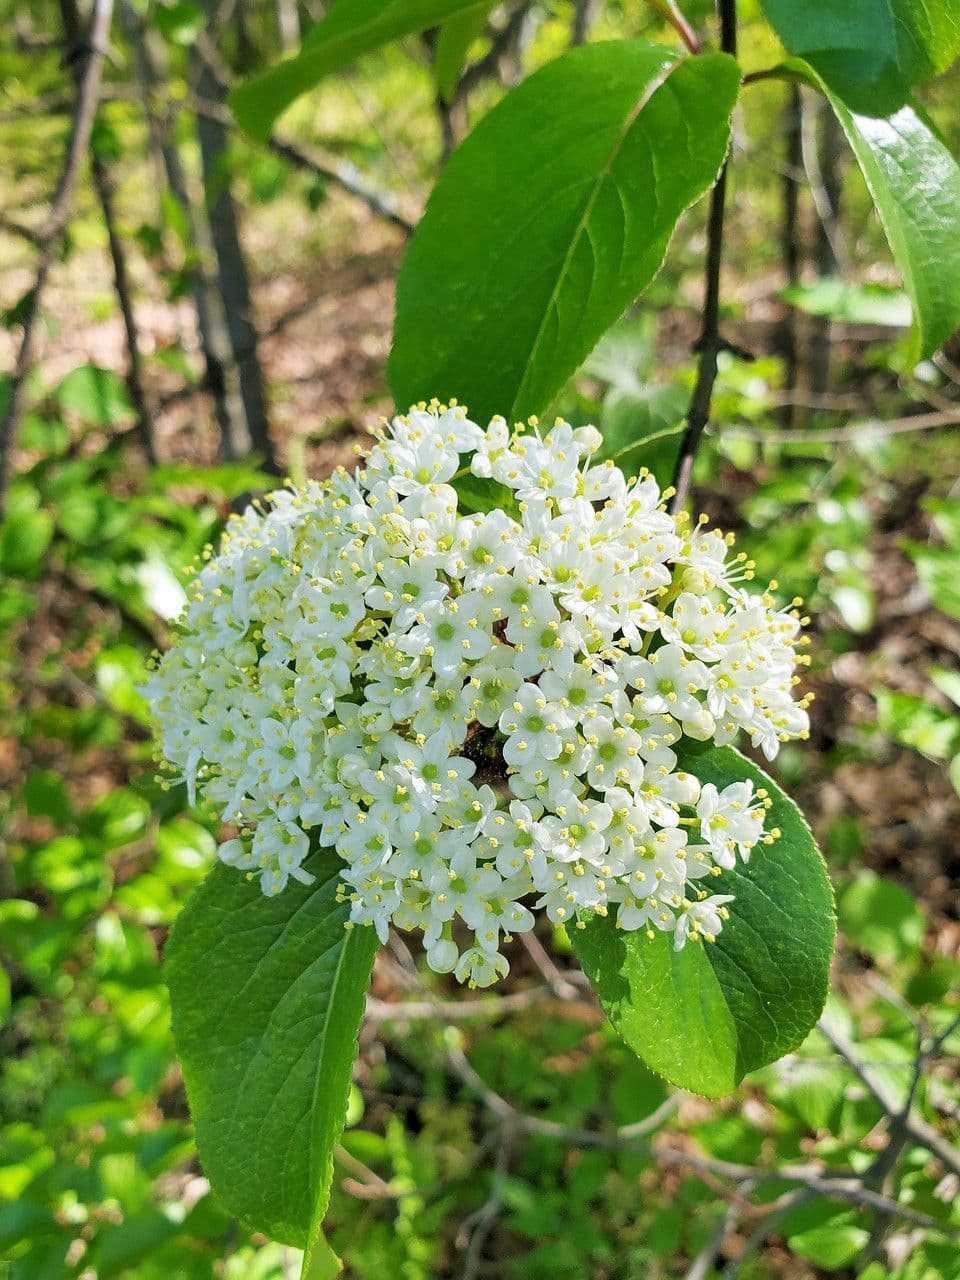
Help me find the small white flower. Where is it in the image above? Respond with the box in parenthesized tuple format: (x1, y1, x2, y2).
(145, 401, 810, 985)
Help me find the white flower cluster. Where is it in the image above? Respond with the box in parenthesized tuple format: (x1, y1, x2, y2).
(146, 403, 811, 986)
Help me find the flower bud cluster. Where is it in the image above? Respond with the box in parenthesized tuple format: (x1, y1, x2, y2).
(146, 403, 810, 986)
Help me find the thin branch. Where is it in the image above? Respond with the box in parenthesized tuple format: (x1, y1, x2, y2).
(570, 0, 599, 46)
(721, 1187, 807, 1279)
(684, 1181, 754, 1280)
(0, 0, 115, 516)
(87, 148, 156, 462)
(645, 0, 702, 54)
(459, 3, 534, 97)
(265, 134, 414, 236)
(518, 929, 580, 1000)
(714, 409, 960, 445)
(669, 0, 737, 514)
(443, 1028, 956, 1234)
(818, 1018, 960, 1180)
(366, 986, 554, 1022)
(0, 211, 42, 245)
(458, 1124, 516, 1280)
(185, 41, 414, 234)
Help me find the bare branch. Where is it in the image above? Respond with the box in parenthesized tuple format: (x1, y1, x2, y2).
(818, 1018, 960, 1180)
(670, 0, 738, 514)
(714, 409, 960, 446)
(684, 1182, 754, 1280)
(0, 0, 115, 516)
(0, 211, 42, 246)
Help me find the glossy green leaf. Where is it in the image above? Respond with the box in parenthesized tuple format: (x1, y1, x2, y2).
(390, 43, 738, 425)
(231, 0, 493, 141)
(573, 746, 835, 1098)
(165, 852, 378, 1258)
(811, 77, 960, 361)
(761, 0, 960, 113)
(435, 4, 494, 102)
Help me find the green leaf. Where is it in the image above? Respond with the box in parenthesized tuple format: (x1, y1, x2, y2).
(907, 542, 960, 618)
(572, 746, 835, 1098)
(152, 0, 205, 46)
(231, 0, 493, 142)
(435, 4, 494, 102)
(389, 43, 739, 424)
(165, 852, 378, 1255)
(583, 318, 688, 476)
(839, 869, 927, 961)
(451, 470, 518, 516)
(761, 0, 960, 114)
(600, 391, 687, 477)
(780, 278, 911, 327)
(788, 1217, 870, 1270)
(926, 496, 960, 549)
(874, 687, 960, 759)
(807, 73, 960, 360)
(0, 509, 54, 576)
(56, 365, 133, 426)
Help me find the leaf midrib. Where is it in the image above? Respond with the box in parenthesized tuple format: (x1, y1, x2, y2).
(510, 53, 677, 417)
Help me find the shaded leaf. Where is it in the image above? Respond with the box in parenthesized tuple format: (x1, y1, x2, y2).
(780, 278, 911, 327)
(761, 0, 960, 114)
(435, 4, 494, 102)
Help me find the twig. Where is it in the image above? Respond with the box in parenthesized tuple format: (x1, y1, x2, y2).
(185, 44, 414, 235)
(89, 151, 156, 462)
(818, 1018, 960, 1180)
(458, 1124, 516, 1280)
(645, 0, 702, 54)
(721, 1187, 807, 1279)
(684, 1181, 754, 1280)
(714, 409, 960, 445)
(265, 134, 414, 236)
(443, 1029, 956, 1234)
(518, 930, 580, 1000)
(62, 0, 153, 465)
(0, 211, 42, 245)
(669, 0, 737, 514)
(366, 986, 553, 1022)
(459, 3, 534, 97)
(0, 0, 115, 517)
(334, 1143, 399, 1200)
(570, 0, 599, 46)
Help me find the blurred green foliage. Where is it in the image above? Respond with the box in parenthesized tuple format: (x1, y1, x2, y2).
(2, 363, 959, 1277)
(2, 0, 960, 1274)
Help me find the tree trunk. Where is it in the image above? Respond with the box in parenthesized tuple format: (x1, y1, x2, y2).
(779, 82, 803, 425)
(120, 0, 254, 462)
(192, 0, 277, 468)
